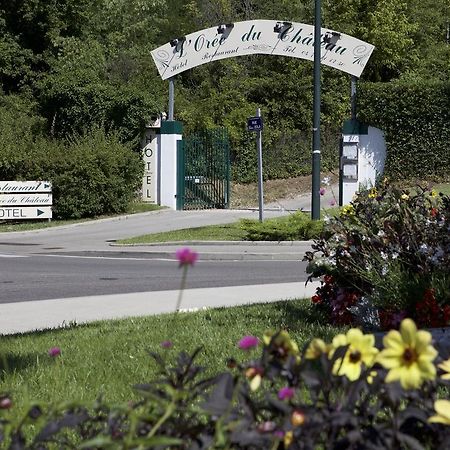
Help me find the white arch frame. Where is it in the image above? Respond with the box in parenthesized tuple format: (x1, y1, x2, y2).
(151, 20, 374, 80)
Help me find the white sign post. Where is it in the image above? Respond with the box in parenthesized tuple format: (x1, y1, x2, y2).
(0, 181, 53, 220)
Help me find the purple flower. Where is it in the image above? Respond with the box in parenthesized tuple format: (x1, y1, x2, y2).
(319, 187, 326, 196)
(257, 421, 276, 433)
(160, 340, 173, 349)
(175, 247, 198, 267)
(48, 347, 61, 357)
(238, 335, 259, 350)
(329, 199, 336, 207)
(278, 386, 295, 400)
(274, 430, 285, 439)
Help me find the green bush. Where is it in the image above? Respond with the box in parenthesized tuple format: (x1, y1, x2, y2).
(359, 80, 450, 180)
(240, 212, 323, 241)
(0, 102, 143, 219)
(39, 130, 143, 219)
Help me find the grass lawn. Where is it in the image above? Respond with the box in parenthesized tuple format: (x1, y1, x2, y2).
(0, 299, 344, 418)
(119, 223, 247, 244)
(434, 182, 450, 196)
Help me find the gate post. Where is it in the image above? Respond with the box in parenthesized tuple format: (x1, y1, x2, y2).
(158, 121, 183, 210)
(176, 140, 185, 210)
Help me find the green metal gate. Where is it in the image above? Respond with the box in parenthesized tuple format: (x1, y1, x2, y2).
(177, 128, 230, 210)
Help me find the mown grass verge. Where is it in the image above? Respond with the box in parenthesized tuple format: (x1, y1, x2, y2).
(119, 223, 247, 244)
(0, 299, 344, 417)
(119, 211, 326, 244)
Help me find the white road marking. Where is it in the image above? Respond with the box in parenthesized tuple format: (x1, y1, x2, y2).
(0, 254, 28, 258)
(38, 254, 175, 262)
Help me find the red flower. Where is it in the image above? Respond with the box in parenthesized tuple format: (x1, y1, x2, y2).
(311, 295, 322, 304)
(415, 288, 449, 328)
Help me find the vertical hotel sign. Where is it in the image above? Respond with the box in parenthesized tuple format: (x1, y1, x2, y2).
(141, 128, 158, 203)
(151, 20, 374, 80)
(0, 181, 53, 219)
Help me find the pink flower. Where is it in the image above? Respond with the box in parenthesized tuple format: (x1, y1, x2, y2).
(48, 347, 61, 357)
(278, 386, 295, 400)
(238, 335, 259, 350)
(329, 199, 336, 207)
(0, 397, 12, 409)
(175, 247, 198, 267)
(319, 187, 326, 196)
(160, 340, 173, 349)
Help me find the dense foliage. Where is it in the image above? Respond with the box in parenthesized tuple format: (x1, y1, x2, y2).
(0, 96, 143, 219)
(1, 321, 450, 448)
(0, 0, 449, 186)
(304, 180, 450, 330)
(359, 80, 450, 180)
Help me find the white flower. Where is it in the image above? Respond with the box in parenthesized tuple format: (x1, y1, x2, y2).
(380, 251, 388, 260)
(419, 244, 428, 254)
(381, 266, 388, 276)
(377, 230, 385, 237)
(322, 177, 331, 186)
(430, 247, 445, 265)
(391, 252, 399, 260)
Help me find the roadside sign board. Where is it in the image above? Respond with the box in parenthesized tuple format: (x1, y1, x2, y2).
(0, 181, 52, 220)
(0, 181, 52, 193)
(0, 206, 52, 220)
(247, 116, 263, 132)
(0, 193, 52, 206)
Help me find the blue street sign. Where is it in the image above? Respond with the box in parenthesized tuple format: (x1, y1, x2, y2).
(247, 116, 263, 131)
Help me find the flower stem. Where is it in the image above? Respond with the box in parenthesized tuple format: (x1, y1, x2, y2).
(175, 265, 188, 313)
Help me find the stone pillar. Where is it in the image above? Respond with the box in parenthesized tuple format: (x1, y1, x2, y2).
(158, 121, 183, 210)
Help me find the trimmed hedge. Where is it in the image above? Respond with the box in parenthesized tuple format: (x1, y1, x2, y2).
(359, 80, 450, 180)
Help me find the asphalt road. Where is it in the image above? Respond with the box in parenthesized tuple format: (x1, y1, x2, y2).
(0, 252, 308, 303)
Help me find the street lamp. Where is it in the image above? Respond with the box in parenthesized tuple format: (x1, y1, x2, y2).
(311, 0, 322, 220)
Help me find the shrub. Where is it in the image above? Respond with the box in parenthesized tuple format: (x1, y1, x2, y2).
(304, 180, 450, 329)
(240, 212, 323, 241)
(359, 80, 450, 180)
(44, 130, 143, 219)
(1, 321, 449, 448)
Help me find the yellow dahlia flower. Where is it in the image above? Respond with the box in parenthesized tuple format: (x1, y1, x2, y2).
(284, 431, 294, 447)
(305, 338, 329, 359)
(368, 188, 378, 199)
(329, 328, 379, 381)
(438, 358, 450, 380)
(263, 330, 300, 359)
(377, 318, 437, 389)
(341, 204, 355, 217)
(428, 400, 450, 425)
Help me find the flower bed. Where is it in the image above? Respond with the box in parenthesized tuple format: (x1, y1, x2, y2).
(304, 180, 450, 330)
(1, 320, 450, 448)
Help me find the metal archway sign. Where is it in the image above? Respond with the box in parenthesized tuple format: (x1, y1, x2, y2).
(151, 20, 374, 79)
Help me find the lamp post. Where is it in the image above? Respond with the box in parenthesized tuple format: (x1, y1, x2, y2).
(311, 0, 322, 220)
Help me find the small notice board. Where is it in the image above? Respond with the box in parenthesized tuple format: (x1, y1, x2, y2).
(247, 116, 263, 132)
